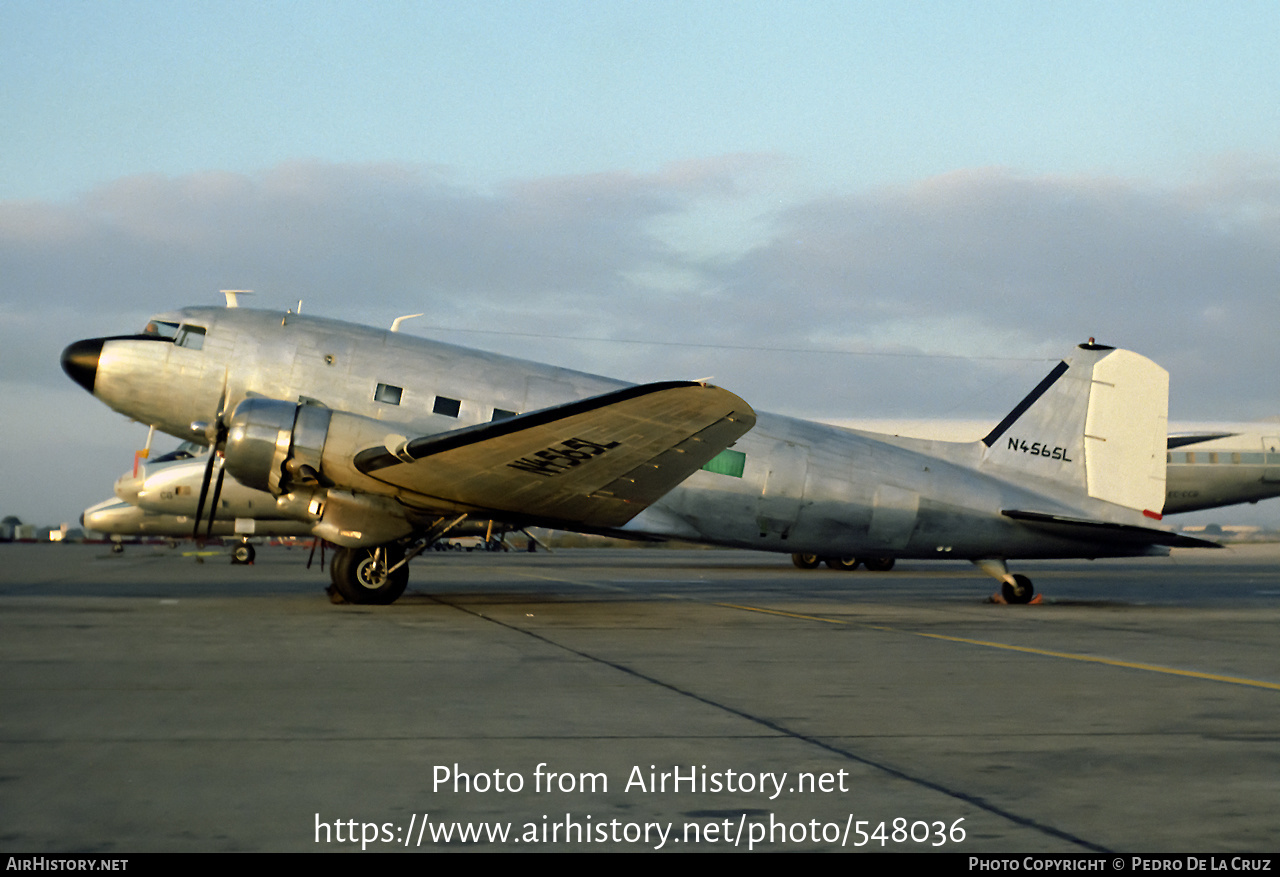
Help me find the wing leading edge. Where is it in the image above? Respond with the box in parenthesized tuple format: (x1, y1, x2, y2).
(353, 381, 756, 529)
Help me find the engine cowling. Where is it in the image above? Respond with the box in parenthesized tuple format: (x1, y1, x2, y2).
(223, 398, 332, 494)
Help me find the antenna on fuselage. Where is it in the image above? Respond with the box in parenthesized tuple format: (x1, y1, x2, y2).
(390, 313, 424, 333)
(221, 290, 253, 308)
(281, 299, 303, 326)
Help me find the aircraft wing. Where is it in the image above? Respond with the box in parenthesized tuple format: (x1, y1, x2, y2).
(351, 381, 756, 528)
(1002, 510, 1223, 549)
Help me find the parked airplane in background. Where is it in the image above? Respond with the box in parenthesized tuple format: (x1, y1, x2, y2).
(82, 442, 523, 563)
(62, 299, 1216, 605)
(1164, 431, 1280, 513)
(82, 443, 314, 562)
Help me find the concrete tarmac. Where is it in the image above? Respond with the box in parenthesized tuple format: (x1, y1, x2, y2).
(2, 542, 1279, 853)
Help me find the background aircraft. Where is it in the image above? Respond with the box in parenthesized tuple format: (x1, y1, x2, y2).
(1164, 431, 1280, 514)
(82, 442, 315, 563)
(82, 443, 525, 566)
(62, 303, 1216, 605)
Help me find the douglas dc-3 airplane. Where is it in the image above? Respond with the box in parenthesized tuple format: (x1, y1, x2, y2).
(82, 442, 524, 562)
(1165, 431, 1280, 513)
(62, 300, 1218, 605)
(81, 443, 314, 562)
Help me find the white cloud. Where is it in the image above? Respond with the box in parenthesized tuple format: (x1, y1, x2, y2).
(3, 157, 1278, 524)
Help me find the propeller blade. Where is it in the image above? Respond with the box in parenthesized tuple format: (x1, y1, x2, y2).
(193, 373, 232, 539)
(192, 448, 217, 538)
(205, 457, 226, 538)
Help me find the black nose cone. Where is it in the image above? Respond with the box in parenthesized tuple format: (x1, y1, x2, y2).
(61, 338, 104, 393)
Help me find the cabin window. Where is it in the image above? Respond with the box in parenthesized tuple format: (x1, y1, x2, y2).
(702, 449, 746, 478)
(174, 325, 206, 350)
(492, 408, 516, 422)
(433, 396, 461, 417)
(374, 383, 403, 405)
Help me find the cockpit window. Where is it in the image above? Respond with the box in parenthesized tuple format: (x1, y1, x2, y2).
(150, 442, 206, 464)
(174, 324, 206, 350)
(143, 320, 180, 339)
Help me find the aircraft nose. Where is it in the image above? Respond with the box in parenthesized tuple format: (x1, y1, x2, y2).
(61, 338, 104, 393)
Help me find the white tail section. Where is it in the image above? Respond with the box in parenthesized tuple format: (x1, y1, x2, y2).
(980, 344, 1169, 515)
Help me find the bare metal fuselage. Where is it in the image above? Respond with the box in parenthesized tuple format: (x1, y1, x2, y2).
(70, 307, 1174, 563)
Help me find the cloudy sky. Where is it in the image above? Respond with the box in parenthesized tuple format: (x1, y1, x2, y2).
(3, 1, 1278, 527)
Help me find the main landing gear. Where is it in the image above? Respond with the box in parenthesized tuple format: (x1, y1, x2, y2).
(329, 544, 409, 605)
(790, 553, 896, 572)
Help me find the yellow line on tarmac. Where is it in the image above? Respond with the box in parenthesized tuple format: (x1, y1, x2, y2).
(715, 602, 850, 624)
(909, 631, 1280, 691)
(715, 602, 1280, 692)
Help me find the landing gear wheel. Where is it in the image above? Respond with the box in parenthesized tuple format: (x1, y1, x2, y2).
(1001, 574, 1035, 604)
(864, 557, 896, 572)
(331, 545, 409, 605)
(791, 552, 821, 569)
(110, 542, 124, 554)
(825, 556, 860, 571)
(231, 543, 255, 565)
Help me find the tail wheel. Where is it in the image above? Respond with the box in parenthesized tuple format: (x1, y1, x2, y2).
(791, 552, 821, 569)
(863, 557, 896, 572)
(231, 543, 255, 564)
(825, 556, 860, 571)
(1001, 574, 1035, 604)
(331, 545, 409, 605)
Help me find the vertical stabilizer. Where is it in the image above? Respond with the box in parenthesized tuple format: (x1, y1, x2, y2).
(980, 344, 1168, 515)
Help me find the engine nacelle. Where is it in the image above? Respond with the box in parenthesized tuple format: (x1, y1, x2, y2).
(223, 398, 332, 495)
(222, 398, 415, 548)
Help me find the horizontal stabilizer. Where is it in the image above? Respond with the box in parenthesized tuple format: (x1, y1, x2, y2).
(353, 381, 756, 528)
(1002, 509, 1222, 549)
(1167, 433, 1237, 449)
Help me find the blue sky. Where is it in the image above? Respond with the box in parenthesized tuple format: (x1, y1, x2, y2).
(3, 1, 1279, 525)
(7, 1, 1279, 199)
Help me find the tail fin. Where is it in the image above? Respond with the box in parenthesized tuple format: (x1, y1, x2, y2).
(979, 343, 1168, 516)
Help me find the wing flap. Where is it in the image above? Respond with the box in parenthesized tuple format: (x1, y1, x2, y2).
(354, 381, 755, 528)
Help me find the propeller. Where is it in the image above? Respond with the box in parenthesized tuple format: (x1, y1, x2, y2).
(192, 380, 231, 539)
